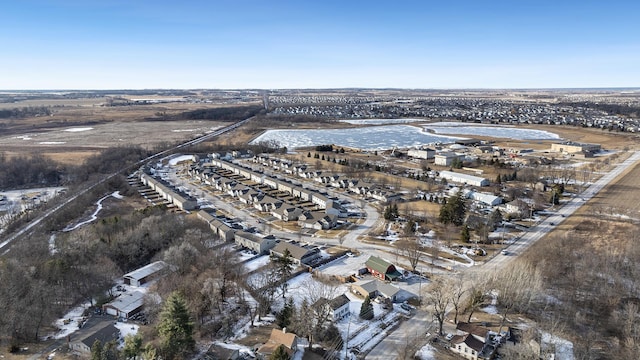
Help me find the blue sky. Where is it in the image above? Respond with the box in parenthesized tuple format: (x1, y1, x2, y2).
(1, 0, 638, 89)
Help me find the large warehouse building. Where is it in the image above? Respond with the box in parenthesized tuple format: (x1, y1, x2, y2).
(439, 171, 489, 187)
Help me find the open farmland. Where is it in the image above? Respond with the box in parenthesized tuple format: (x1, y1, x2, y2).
(0, 120, 224, 163)
(0, 94, 263, 164)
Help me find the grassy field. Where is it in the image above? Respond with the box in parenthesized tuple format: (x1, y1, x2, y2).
(552, 152, 640, 237)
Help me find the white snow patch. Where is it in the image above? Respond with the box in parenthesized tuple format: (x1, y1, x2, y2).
(168, 154, 197, 165)
(39, 141, 67, 145)
(243, 255, 270, 272)
(64, 127, 93, 132)
(49, 233, 58, 255)
(415, 343, 436, 360)
(481, 291, 499, 315)
(542, 332, 574, 360)
(52, 303, 91, 339)
(114, 322, 139, 343)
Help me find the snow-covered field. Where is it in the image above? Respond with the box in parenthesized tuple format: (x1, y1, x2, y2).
(251, 125, 463, 151)
(423, 122, 562, 140)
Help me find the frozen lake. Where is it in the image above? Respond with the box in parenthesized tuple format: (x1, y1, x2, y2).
(424, 121, 561, 140)
(251, 125, 463, 151)
(252, 122, 561, 151)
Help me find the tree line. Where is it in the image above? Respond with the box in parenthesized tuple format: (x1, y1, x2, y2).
(0, 106, 51, 119)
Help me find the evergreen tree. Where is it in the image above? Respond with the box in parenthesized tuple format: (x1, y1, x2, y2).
(460, 225, 471, 243)
(91, 340, 103, 360)
(277, 298, 294, 328)
(439, 190, 466, 226)
(270, 249, 295, 298)
(141, 345, 158, 360)
(489, 209, 503, 228)
(157, 292, 195, 360)
(307, 152, 311, 158)
(359, 295, 374, 320)
(495, 174, 502, 184)
(102, 341, 119, 360)
(270, 345, 291, 360)
(123, 334, 143, 360)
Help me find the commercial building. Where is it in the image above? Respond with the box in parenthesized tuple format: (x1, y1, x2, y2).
(439, 171, 489, 187)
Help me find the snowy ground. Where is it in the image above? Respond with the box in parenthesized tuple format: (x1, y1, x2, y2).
(415, 343, 436, 360)
(542, 332, 575, 360)
(481, 291, 499, 316)
(168, 154, 197, 166)
(314, 254, 367, 277)
(243, 255, 270, 272)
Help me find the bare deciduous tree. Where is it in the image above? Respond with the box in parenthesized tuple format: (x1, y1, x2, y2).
(399, 237, 423, 273)
(449, 275, 466, 324)
(423, 277, 451, 335)
(491, 261, 542, 334)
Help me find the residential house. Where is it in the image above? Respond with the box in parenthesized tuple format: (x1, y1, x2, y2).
(257, 328, 298, 359)
(504, 198, 533, 218)
(234, 231, 277, 255)
(204, 343, 240, 360)
(254, 196, 283, 213)
(209, 218, 235, 242)
(325, 201, 347, 218)
(270, 241, 320, 266)
(313, 294, 351, 322)
(450, 322, 498, 360)
(271, 206, 303, 222)
(298, 211, 337, 230)
(69, 323, 120, 355)
(350, 280, 400, 302)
